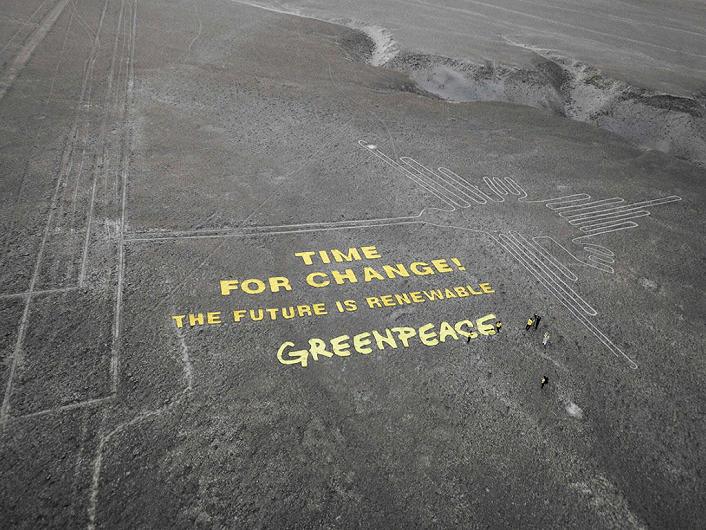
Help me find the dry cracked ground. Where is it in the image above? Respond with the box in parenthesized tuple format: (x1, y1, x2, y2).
(0, 0, 704, 528)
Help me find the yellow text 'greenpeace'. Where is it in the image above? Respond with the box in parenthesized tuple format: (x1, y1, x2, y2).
(277, 314, 498, 368)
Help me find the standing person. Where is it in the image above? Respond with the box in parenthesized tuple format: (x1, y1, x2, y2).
(494, 321, 503, 334)
(526, 317, 534, 331)
(541, 376, 549, 389)
(534, 314, 542, 329)
(542, 331, 550, 348)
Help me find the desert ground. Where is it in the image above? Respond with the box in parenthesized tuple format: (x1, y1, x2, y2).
(0, 0, 704, 527)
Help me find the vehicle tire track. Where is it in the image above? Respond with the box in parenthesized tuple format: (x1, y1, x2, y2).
(0, 0, 110, 431)
(0, 0, 72, 101)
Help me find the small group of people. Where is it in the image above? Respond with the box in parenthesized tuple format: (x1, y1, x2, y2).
(467, 313, 552, 388)
(526, 313, 551, 388)
(526, 314, 550, 349)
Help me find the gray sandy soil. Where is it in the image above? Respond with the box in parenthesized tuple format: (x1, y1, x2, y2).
(0, 0, 704, 528)
(240, 0, 706, 166)
(238, 0, 706, 95)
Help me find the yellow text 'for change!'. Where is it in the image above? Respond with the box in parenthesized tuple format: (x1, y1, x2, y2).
(218, 257, 468, 295)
